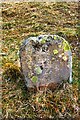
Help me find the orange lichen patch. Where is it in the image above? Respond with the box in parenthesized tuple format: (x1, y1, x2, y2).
(3, 62, 20, 71)
(2, 62, 22, 82)
(3, 63, 13, 69)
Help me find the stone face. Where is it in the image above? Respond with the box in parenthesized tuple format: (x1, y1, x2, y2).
(20, 35, 72, 90)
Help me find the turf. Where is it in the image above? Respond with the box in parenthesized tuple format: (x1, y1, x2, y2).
(1, 2, 80, 120)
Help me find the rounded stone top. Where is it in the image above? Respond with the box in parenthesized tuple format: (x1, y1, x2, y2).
(20, 35, 71, 54)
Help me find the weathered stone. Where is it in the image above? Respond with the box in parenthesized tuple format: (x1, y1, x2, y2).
(20, 35, 72, 91)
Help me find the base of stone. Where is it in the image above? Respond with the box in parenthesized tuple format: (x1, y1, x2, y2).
(27, 82, 58, 92)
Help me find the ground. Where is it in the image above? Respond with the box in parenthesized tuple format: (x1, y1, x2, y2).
(1, 1, 80, 120)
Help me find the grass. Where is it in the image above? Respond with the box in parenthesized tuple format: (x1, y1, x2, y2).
(1, 2, 80, 120)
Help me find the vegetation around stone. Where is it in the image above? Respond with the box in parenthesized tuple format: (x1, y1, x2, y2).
(1, 2, 80, 120)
